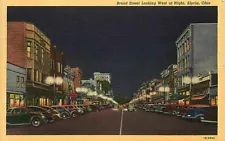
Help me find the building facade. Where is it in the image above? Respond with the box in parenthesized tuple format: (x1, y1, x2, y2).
(160, 64, 177, 102)
(175, 23, 217, 103)
(7, 63, 26, 109)
(63, 65, 75, 105)
(7, 21, 52, 106)
(72, 67, 82, 88)
(50, 45, 65, 105)
(93, 72, 111, 83)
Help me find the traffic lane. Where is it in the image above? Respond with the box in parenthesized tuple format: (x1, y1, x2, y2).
(7, 109, 122, 135)
(122, 110, 217, 135)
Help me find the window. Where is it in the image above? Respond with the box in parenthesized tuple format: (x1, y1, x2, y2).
(34, 47, 38, 61)
(35, 70, 39, 82)
(13, 108, 21, 114)
(16, 76, 20, 87)
(57, 62, 60, 73)
(27, 69, 32, 81)
(187, 39, 190, 51)
(42, 73, 45, 83)
(21, 77, 25, 88)
(39, 72, 42, 82)
(61, 64, 63, 73)
(41, 49, 44, 64)
(27, 46, 31, 58)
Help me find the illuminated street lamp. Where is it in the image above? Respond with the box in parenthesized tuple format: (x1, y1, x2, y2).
(45, 75, 63, 105)
(159, 86, 170, 104)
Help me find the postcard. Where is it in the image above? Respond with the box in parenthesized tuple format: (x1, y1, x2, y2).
(0, 0, 224, 141)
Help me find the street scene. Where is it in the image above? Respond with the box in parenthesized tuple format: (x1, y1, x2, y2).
(6, 6, 217, 135)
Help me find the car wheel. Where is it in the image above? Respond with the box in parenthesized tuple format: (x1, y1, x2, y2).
(31, 118, 41, 127)
(72, 113, 77, 118)
(62, 114, 67, 119)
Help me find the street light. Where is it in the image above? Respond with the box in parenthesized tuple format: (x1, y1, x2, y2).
(159, 86, 170, 104)
(45, 75, 63, 105)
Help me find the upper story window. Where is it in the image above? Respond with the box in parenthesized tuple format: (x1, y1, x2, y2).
(16, 76, 20, 88)
(41, 49, 44, 64)
(57, 62, 61, 73)
(21, 77, 25, 88)
(27, 41, 31, 58)
(27, 69, 32, 81)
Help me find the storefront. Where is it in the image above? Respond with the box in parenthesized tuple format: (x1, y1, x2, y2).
(7, 92, 25, 108)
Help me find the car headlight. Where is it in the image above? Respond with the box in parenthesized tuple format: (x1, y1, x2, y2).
(187, 115, 191, 117)
(41, 115, 46, 119)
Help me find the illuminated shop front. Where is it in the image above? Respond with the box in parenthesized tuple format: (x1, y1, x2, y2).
(7, 93, 25, 108)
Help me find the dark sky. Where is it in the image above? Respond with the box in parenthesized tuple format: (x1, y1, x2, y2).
(7, 6, 217, 97)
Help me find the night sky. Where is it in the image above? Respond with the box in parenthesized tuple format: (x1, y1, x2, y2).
(7, 6, 217, 97)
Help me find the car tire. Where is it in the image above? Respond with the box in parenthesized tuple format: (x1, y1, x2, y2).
(71, 112, 77, 118)
(61, 113, 67, 119)
(31, 117, 41, 127)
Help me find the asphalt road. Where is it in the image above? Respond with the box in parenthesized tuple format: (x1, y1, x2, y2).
(6, 108, 217, 135)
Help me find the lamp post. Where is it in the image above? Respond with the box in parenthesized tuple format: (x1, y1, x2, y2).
(45, 74, 63, 105)
(159, 86, 170, 104)
(183, 76, 199, 105)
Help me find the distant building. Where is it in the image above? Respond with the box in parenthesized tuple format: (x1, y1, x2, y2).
(72, 67, 82, 88)
(7, 21, 52, 106)
(93, 72, 111, 83)
(175, 23, 217, 105)
(81, 78, 97, 91)
(7, 63, 26, 109)
(50, 45, 65, 105)
(63, 65, 75, 105)
(160, 64, 177, 102)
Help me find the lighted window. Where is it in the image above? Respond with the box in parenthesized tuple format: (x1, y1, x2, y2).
(16, 76, 20, 88)
(21, 77, 25, 88)
(27, 46, 31, 58)
(36, 70, 39, 82)
(57, 62, 60, 73)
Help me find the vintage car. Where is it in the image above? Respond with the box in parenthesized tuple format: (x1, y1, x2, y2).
(7, 107, 47, 127)
(26, 106, 55, 123)
(201, 106, 217, 124)
(182, 107, 207, 121)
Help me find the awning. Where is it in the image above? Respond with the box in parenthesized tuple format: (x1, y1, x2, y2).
(191, 94, 207, 100)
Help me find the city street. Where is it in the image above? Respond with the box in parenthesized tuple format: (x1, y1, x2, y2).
(6, 108, 217, 135)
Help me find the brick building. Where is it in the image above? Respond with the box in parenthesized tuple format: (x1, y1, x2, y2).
(7, 21, 52, 106)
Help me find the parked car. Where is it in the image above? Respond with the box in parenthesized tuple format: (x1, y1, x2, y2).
(63, 105, 80, 118)
(154, 105, 165, 113)
(174, 106, 190, 117)
(201, 106, 217, 124)
(182, 107, 207, 121)
(26, 106, 55, 123)
(41, 106, 62, 120)
(7, 107, 47, 127)
(89, 105, 101, 112)
(51, 106, 71, 119)
(162, 104, 178, 115)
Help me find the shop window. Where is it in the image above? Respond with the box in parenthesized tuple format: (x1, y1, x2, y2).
(16, 76, 20, 88)
(21, 77, 25, 88)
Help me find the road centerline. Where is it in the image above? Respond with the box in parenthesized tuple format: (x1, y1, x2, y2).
(119, 109, 124, 135)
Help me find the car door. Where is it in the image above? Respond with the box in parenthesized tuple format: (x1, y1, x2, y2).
(7, 109, 18, 124)
(10, 108, 22, 124)
(20, 108, 32, 124)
